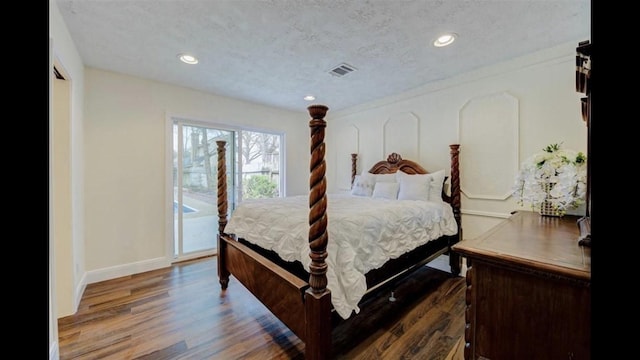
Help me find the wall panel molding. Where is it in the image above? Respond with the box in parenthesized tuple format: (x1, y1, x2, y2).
(458, 92, 519, 200)
(383, 112, 419, 160)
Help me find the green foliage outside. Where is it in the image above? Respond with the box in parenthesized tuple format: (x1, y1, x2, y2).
(244, 175, 277, 199)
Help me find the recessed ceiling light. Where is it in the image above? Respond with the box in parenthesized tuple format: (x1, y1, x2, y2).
(178, 53, 199, 64)
(433, 33, 457, 47)
(304, 95, 316, 101)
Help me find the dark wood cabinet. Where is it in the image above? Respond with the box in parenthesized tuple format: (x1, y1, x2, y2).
(452, 211, 591, 360)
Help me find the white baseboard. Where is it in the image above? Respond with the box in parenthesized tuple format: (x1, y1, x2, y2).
(58, 257, 172, 319)
(461, 208, 512, 218)
(50, 341, 59, 360)
(72, 271, 87, 316)
(84, 256, 172, 285)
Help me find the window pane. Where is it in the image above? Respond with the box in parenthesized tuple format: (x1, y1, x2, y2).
(239, 131, 280, 199)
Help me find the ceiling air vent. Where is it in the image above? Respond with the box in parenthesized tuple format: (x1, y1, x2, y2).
(328, 63, 357, 77)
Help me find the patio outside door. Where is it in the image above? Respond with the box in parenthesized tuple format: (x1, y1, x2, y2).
(173, 122, 234, 259)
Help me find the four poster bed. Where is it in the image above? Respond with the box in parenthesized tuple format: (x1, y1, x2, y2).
(216, 105, 462, 359)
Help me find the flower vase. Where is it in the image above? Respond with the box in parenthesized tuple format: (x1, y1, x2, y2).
(539, 183, 563, 217)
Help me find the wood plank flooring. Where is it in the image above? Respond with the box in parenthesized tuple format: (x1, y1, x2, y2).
(58, 256, 466, 360)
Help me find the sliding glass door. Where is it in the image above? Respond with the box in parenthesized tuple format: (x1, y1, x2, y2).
(171, 118, 283, 261)
(173, 122, 234, 259)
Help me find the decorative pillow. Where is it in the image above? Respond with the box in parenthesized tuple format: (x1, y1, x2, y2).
(351, 174, 375, 197)
(397, 173, 431, 201)
(427, 169, 446, 202)
(372, 181, 400, 200)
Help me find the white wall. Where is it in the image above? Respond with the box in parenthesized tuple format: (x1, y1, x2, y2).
(52, 77, 73, 314)
(83, 68, 309, 279)
(327, 41, 589, 241)
(50, 0, 86, 357)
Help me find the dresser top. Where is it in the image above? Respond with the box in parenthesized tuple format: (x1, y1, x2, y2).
(452, 211, 591, 281)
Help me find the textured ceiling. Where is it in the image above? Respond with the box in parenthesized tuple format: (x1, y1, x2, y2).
(55, 0, 590, 113)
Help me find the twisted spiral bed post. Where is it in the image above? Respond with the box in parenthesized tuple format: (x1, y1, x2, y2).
(307, 104, 329, 294)
(351, 153, 358, 186)
(216, 140, 228, 234)
(448, 143, 463, 276)
(449, 144, 461, 227)
(216, 140, 229, 289)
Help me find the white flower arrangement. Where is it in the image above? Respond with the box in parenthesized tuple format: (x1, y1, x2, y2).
(512, 143, 587, 215)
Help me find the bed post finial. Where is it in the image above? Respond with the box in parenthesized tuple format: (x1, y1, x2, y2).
(308, 104, 328, 120)
(307, 104, 329, 294)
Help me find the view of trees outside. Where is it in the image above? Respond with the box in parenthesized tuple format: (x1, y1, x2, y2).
(175, 128, 280, 199)
(178, 127, 227, 196)
(244, 175, 278, 198)
(239, 130, 280, 199)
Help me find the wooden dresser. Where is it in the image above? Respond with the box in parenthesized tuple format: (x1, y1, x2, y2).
(452, 211, 591, 360)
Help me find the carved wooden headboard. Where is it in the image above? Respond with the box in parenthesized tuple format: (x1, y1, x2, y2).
(368, 153, 428, 175)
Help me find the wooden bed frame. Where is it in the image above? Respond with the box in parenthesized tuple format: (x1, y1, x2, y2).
(216, 104, 461, 359)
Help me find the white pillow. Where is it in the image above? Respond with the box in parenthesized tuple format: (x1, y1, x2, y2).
(351, 174, 375, 197)
(372, 182, 399, 200)
(427, 169, 446, 202)
(371, 173, 398, 183)
(397, 173, 431, 201)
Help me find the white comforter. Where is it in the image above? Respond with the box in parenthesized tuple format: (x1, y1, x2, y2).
(224, 193, 458, 319)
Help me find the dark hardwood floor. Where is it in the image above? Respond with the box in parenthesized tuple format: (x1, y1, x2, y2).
(58, 256, 466, 359)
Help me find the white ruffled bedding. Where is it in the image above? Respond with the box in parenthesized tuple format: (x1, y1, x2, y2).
(224, 193, 458, 319)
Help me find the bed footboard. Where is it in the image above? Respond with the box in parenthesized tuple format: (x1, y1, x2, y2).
(219, 233, 309, 338)
(217, 106, 333, 359)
